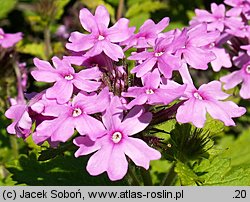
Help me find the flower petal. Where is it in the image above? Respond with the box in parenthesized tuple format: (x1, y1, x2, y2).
(107, 18, 132, 42)
(131, 58, 157, 77)
(74, 115, 106, 140)
(199, 81, 229, 100)
(107, 145, 128, 181)
(123, 137, 161, 169)
(240, 78, 250, 99)
(102, 41, 124, 61)
(120, 107, 152, 136)
(86, 143, 113, 176)
(176, 98, 207, 128)
(205, 100, 246, 126)
(220, 71, 243, 90)
(95, 5, 110, 29)
(74, 136, 102, 157)
(79, 8, 98, 33)
(46, 80, 73, 104)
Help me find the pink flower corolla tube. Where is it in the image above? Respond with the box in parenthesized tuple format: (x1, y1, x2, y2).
(220, 62, 250, 99)
(74, 96, 161, 181)
(34, 88, 110, 143)
(31, 57, 101, 104)
(0, 28, 22, 48)
(122, 69, 186, 109)
(66, 5, 134, 61)
(128, 36, 181, 78)
(121, 17, 169, 50)
(191, 3, 243, 32)
(176, 66, 246, 127)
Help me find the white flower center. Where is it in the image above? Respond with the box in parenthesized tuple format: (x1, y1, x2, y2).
(111, 131, 122, 144)
(98, 35, 105, 41)
(0, 34, 4, 39)
(72, 108, 82, 117)
(154, 52, 164, 57)
(146, 89, 154, 94)
(209, 42, 215, 48)
(64, 74, 74, 80)
(193, 92, 203, 100)
(246, 65, 250, 74)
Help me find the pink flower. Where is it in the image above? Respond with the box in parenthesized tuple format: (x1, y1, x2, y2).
(74, 96, 161, 181)
(0, 28, 22, 48)
(121, 17, 169, 50)
(122, 69, 186, 109)
(66, 5, 134, 61)
(191, 3, 243, 32)
(5, 104, 32, 138)
(209, 42, 232, 72)
(128, 36, 181, 77)
(225, 0, 250, 19)
(220, 62, 250, 99)
(177, 67, 246, 127)
(31, 57, 101, 104)
(34, 88, 110, 143)
(174, 24, 219, 70)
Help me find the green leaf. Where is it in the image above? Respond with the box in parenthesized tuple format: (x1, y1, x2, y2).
(203, 114, 225, 135)
(175, 161, 202, 185)
(6, 152, 128, 185)
(16, 42, 46, 60)
(150, 159, 172, 185)
(0, 0, 17, 19)
(193, 157, 250, 185)
(54, 0, 70, 20)
(191, 129, 250, 185)
(125, 0, 167, 18)
(217, 128, 250, 168)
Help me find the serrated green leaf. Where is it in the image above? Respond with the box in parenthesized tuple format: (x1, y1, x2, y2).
(175, 161, 202, 185)
(191, 129, 250, 185)
(0, 0, 17, 19)
(193, 157, 250, 185)
(125, 0, 167, 18)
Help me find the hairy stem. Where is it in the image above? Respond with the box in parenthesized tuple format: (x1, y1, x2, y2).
(127, 166, 141, 186)
(140, 168, 153, 186)
(160, 162, 177, 186)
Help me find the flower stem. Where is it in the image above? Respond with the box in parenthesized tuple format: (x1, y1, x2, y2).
(116, 0, 124, 20)
(160, 162, 177, 186)
(13, 61, 25, 103)
(44, 25, 52, 59)
(10, 135, 19, 159)
(127, 166, 141, 186)
(140, 168, 153, 186)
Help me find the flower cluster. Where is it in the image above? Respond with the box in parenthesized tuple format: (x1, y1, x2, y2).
(5, 1, 249, 181)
